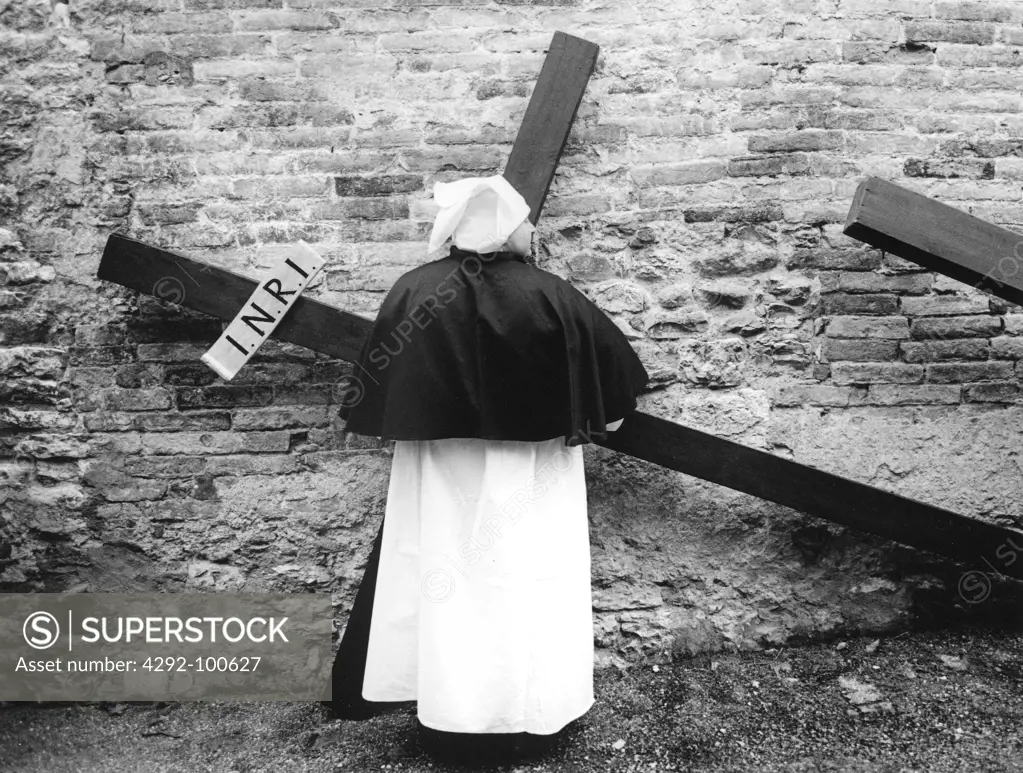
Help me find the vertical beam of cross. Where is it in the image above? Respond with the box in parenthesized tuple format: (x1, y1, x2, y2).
(503, 31, 600, 225)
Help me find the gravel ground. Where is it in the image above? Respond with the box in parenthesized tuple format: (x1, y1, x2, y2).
(2, 628, 1021, 773)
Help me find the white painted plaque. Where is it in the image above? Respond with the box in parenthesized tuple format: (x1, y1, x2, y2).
(201, 241, 326, 381)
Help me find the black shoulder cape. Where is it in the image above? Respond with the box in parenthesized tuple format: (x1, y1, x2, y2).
(339, 247, 649, 446)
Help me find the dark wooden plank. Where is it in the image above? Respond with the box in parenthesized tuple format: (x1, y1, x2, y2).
(844, 176, 1023, 306)
(99, 232, 1023, 581)
(503, 31, 600, 225)
(597, 412, 1023, 581)
(98, 233, 370, 363)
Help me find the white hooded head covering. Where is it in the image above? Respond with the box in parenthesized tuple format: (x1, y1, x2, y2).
(427, 175, 531, 254)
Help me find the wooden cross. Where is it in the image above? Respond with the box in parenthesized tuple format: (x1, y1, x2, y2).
(846, 176, 1023, 307)
(98, 35, 1023, 708)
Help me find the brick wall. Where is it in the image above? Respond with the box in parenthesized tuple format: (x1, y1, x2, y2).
(2, 0, 1022, 663)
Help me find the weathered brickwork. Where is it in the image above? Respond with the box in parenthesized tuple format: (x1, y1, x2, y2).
(2, 0, 1022, 665)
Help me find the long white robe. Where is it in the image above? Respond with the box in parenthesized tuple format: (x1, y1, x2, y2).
(361, 422, 621, 735)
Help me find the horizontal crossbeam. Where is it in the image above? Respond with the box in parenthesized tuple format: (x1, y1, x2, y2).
(99, 235, 369, 364)
(99, 233, 1023, 581)
(844, 176, 1023, 307)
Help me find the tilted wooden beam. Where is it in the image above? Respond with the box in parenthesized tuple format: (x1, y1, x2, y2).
(99, 235, 369, 364)
(99, 234, 1023, 581)
(844, 176, 1023, 306)
(599, 412, 1022, 580)
(502, 31, 599, 225)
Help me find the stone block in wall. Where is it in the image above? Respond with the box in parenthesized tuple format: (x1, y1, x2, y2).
(0, 261, 56, 285)
(882, 253, 933, 274)
(696, 246, 779, 278)
(15, 435, 89, 460)
(787, 248, 882, 271)
(1, 378, 69, 406)
(900, 339, 990, 362)
(593, 282, 648, 314)
(904, 157, 995, 180)
(992, 337, 1023, 360)
(910, 316, 1003, 339)
(69, 346, 135, 367)
(726, 153, 810, 178)
(91, 472, 169, 503)
(747, 130, 844, 153)
(695, 280, 751, 310)
(0, 408, 77, 432)
(114, 364, 163, 388)
(235, 10, 337, 31)
(630, 160, 726, 187)
(0, 347, 66, 379)
(900, 296, 992, 316)
(765, 276, 813, 306)
(137, 204, 203, 226)
(771, 385, 860, 408)
(905, 21, 997, 46)
(183, 0, 283, 9)
(74, 325, 127, 347)
(176, 385, 274, 409)
(644, 311, 709, 339)
(683, 204, 783, 224)
(84, 412, 231, 433)
(923, 45, 1020, 68)
(96, 387, 174, 412)
(91, 33, 274, 64)
(654, 284, 695, 310)
(203, 454, 302, 477)
(136, 343, 209, 361)
(863, 385, 962, 406)
(679, 339, 746, 389)
(836, 272, 934, 295)
(67, 368, 115, 391)
(143, 51, 194, 87)
(753, 336, 812, 370)
(934, 2, 1023, 23)
(823, 293, 897, 315)
(963, 382, 1023, 403)
(822, 339, 900, 362)
(842, 41, 936, 66)
(334, 174, 423, 197)
(163, 364, 220, 387)
(721, 310, 767, 337)
(831, 363, 924, 386)
(826, 316, 909, 339)
(926, 362, 1014, 383)
(122, 456, 207, 478)
(232, 407, 332, 431)
(139, 431, 288, 456)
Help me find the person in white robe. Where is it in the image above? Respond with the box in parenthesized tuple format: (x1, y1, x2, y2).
(358, 179, 625, 736)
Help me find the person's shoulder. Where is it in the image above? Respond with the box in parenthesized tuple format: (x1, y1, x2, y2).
(514, 262, 599, 307)
(389, 254, 460, 289)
